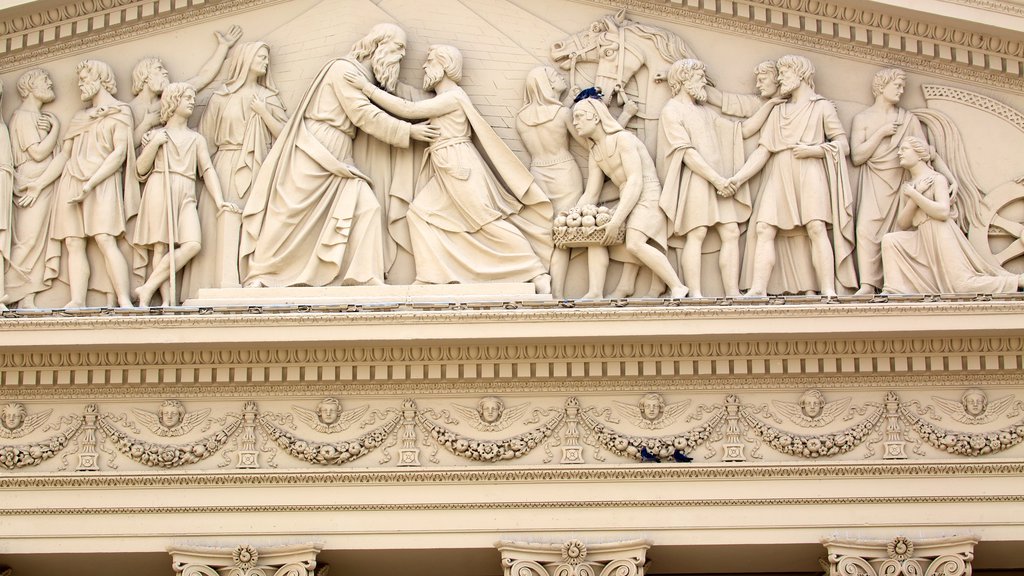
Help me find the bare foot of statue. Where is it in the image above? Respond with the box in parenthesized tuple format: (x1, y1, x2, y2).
(821, 289, 838, 298)
(744, 288, 767, 297)
(63, 300, 87, 309)
(362, 277, 384, 286)
(608, 288, 633, 299)
(532, 273, 552, 295)
(245, 279, 266, 288)
(116, 294, 134, 308)
(135, 285, 156, 308)
(580, 291, 604, 300)
(668, 285, 689, 299)
(855, 284, 876, 296)
(19, 295, 35, 309)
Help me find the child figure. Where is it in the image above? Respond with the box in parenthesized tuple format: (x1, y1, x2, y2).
(134, 82, 240, 306)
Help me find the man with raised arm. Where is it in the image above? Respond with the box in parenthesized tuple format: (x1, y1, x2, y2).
(128, 25, 242, 145)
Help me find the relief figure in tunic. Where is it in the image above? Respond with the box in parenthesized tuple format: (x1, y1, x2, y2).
(21, 60, 139, 308)
(0, 82, 13, 309)
(240, 23, 439, 288)
(133, 84, 240, 307)
(8, 70, 60, 309)
(657, 59, 779, 297)
(880, 137, 1023, 294)
(729, 55, 857, 296)
(570, 97, 688, 299)
(345, 44, 553, 292)
(850, 68, 925, 295)
(183, 41, 287, 297)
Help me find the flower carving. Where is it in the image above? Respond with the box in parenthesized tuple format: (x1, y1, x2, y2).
(233, 545, 259, 569)
(561, 539, 587, 565)
(887, 536, 914, 561)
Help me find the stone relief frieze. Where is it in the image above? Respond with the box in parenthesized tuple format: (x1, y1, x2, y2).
(0, 410, 80, 469)
(258, 408, 401, 466)
(416, 403, 564, 463)
(0, 4, 1023, 309)
(97, 408, 241, 468)
(0, 388, 1014, 473)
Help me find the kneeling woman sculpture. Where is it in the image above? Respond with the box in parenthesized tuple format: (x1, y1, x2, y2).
(881, 137, 1023, 294)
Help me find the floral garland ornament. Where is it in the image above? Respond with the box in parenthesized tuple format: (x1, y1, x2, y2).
(899, 402, 1024, 456)
(0, 417, 82, 469)
(579, 402, 725, 462)
(738, 404, 884, 458)
(97, 414, 241, 468)
(259, 412, 401, 465)
(416, 410, 564, 462)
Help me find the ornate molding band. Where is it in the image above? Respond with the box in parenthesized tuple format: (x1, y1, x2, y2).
(2, 461, 1023, 489)
(1, 493, 1022, 515)
(1, 0, 1023, 91)
(922, 84, 1024, 134)
(596, 0, 1024, 91)
(0, 0, 292, 70)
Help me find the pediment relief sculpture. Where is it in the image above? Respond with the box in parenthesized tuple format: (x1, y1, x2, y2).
(0, 4, 1022, 308)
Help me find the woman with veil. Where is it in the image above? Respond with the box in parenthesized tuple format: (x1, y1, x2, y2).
(183, 41, 286, 297)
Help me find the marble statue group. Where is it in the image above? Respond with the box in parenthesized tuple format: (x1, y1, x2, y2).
(1, 14, 1022, 309)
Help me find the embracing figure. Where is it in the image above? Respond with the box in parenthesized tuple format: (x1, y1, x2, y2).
(346, 44, 553, 292)
(240, 23, 439, 288)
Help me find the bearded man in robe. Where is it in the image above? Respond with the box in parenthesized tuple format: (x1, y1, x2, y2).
(240, 23, 439, 288)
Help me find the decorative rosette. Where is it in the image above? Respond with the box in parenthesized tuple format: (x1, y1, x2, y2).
(561, 540, 587, 565)
(886, 536, 914, 562)
(232, 545, 259, 569)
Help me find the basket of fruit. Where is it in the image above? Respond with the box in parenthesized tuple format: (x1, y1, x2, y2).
(552, 205, 625, 248)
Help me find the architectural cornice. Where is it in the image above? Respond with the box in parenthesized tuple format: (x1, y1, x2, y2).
(2, 0, 1024, 91)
